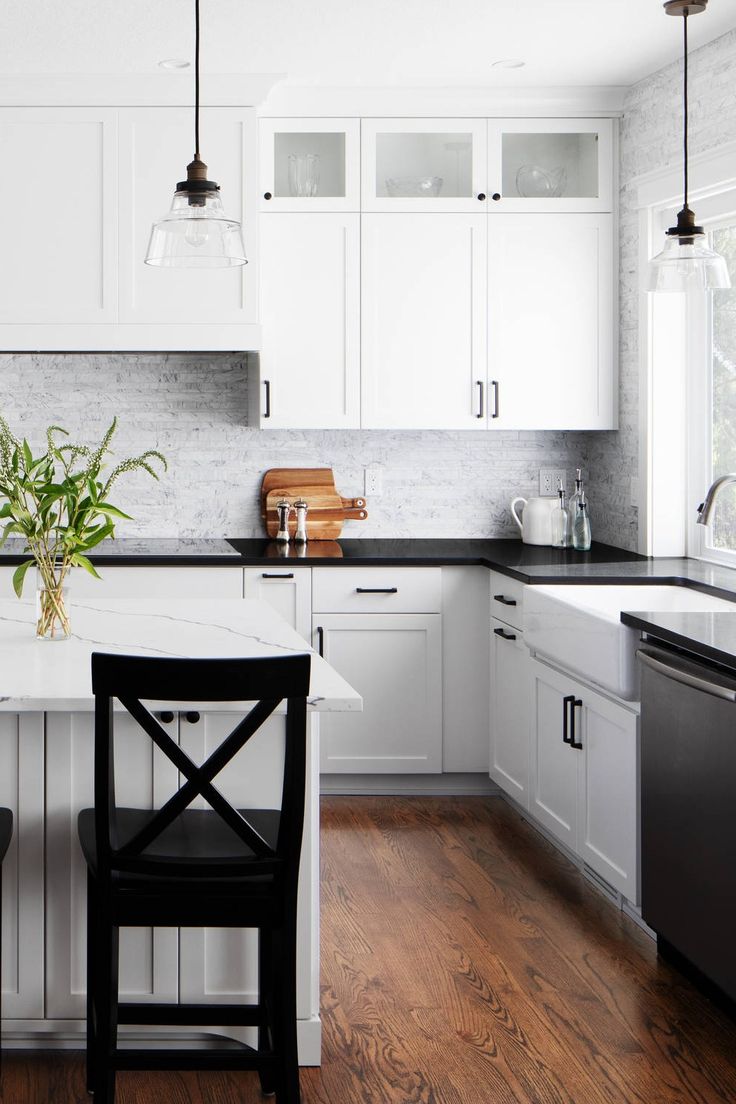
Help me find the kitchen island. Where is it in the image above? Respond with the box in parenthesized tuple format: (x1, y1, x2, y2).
(0, 597, 360, 1063)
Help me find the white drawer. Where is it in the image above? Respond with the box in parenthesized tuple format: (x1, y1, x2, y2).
(312, 567, 442, 613)
(489, 570, 524, 629)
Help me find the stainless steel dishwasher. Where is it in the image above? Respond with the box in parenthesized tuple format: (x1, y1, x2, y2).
(638, 642, 736, 1004)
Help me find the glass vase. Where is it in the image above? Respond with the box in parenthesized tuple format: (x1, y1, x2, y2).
(35, 570, 71, 641)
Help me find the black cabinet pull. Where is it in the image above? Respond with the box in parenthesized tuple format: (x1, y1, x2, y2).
(477, 192, 486, 201)
(261, 572, 295, 579)
(355, 587, 398, 594)
(491, 192, 501, 201)
(184, 711, 201, 725)
(157, 711, 175, 725)
(316, 626, 324, 656)
(494, 627, 516, 641)
(264, 191, 272, 200)
(476, 380, 484, 419)
(490, 380, 500, 419)
(562, 694, 575, 744)
(263, 379, 271, 418)
(493, 594, 517, 606)
(569, 699, 583, 749)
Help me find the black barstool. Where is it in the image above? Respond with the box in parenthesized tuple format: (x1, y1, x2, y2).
(0, 807, 12, 1070)
(78, 651, 311, 1104)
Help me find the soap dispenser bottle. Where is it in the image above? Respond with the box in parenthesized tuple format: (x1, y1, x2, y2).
(569, 468, 583, 520)
(572, 490, 592, 551)
(551, 481, 571, 548)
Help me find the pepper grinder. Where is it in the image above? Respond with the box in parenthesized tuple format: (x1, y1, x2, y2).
(294, 499, 309, 544)
(276, 500, 292, 544)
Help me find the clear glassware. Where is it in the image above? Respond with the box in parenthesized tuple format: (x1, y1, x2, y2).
(515, 164, 567, 198)
(573, 496, 592, 552)
(551, 486, 571, 548)
(35, 567, 71, 640)
(288, 153, 320, 197)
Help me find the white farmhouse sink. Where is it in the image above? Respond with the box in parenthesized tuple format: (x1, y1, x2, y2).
(523, 584, 736, 700)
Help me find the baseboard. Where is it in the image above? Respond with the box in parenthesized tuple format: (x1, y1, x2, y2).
(320, 773, 499, 796)
(1, 1017, 322, 1065)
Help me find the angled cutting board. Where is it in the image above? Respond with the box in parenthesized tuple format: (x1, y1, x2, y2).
(261, 468, 367, 540)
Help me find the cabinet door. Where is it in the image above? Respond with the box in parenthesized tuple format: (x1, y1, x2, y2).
(260, 214, 360, 428)
(487, 119, 613, 213)
(442, 567, 490, 773)
(488, 213, 614, 430)
(118, 107, 256, 325)
(362, 119, 487, 213)
(490, 621, 530, 807)
(45, 711, 180, 1018)
(70, 566, 244, 600)
(315, 614, 442, 773)
(243, 567, 311, 640)
(260, 118, 359, 212)
(0, 713, 44, 1019)
(0, 108, 117, 325)
(362, 214, 487, 429)
(579, 690, 639, 902)
(178, 710, 321, 1061)
(529, 661, 578, 850)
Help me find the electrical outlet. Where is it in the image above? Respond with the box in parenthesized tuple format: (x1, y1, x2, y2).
(364, 465, 382, 497)
(539, 468, 566, 496)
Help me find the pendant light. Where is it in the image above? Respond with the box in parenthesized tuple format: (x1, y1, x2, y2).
(647, 0, 730, 292)
(145, 0, 247, 268)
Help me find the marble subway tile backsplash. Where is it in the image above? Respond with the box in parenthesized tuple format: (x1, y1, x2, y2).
(1, 352, 590, 540)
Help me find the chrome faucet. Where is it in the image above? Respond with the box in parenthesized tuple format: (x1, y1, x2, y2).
(696, 474, 736, 525)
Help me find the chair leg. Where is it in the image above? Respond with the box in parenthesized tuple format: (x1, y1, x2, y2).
(258, 927, 276, 1096)
(86, 871, 97, 1094)
(91, 899, 119, 1104)
(272, 918, 300, 1104)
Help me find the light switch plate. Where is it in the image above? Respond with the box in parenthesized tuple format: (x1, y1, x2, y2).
(539, 468, 566, 496)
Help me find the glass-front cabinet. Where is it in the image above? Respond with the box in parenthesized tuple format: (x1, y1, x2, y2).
(487, 119, 613, 212)
(259, 118, 360, 211)
(361, 119, 488, 212)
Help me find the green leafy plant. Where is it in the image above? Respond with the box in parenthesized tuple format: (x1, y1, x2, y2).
(0, 415, 166, 636)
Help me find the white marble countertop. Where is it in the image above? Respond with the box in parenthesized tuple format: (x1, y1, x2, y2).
(0, 598, 362, 713)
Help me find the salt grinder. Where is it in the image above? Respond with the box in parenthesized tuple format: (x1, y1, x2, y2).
(294, 499, 309, 544)
(276, 500, 292, 544)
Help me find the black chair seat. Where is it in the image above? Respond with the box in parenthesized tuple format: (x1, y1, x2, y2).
(0, 808, 12, 864)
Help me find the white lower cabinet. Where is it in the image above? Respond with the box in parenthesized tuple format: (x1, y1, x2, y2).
(243, 567, 312, 640)
(45, 711, 180, 1018)
(0, 713, 44, 1020)
(490, 619, 530, 807)
(529, 659, 639, 902)
(314, 613, 442, 773)
(70, 566, 244, 600)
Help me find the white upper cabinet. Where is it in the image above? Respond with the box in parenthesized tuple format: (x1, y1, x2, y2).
(259, 213, 360, 428)
(118, 107, 256, 326)
(260, 118, 360, 212)
(0, 108, 118, 326)
(0, 106, 258, 350)
(362, 119, 488, 212)
(487, 119, 613, 212)
(361, 213, 488, 428)
(487, 213, 615, 430)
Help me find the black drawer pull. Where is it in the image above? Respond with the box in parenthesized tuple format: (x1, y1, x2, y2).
(262, 572, 295, 579)
(355, 587, 398, 594)
(562, 694, 575, 744)
(183, 711, 201, 725)
(494, 627, 516, 641)
(263, 379, 271, 418)
(493, 594, 517, 606)
(157, 711, 175, 725)
(570, 698, 583, 749)
(316, 626, 324, 656)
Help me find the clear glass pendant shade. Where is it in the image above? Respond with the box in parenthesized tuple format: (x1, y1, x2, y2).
(145, 190, 247, 268)
(647, 232, 731, 293)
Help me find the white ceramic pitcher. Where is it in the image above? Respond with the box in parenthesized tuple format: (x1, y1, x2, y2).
(510, 496, 558, 546)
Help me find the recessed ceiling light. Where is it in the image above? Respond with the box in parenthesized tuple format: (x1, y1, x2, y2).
(491, 58, 526, 69)
(158, 58, 191, 70)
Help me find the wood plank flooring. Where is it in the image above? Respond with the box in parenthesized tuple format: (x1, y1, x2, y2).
(2, 795, 736, 1103)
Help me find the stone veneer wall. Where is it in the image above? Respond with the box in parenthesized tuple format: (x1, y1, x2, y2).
(0, 352, 589, 539)
(585, 25, 736, 551)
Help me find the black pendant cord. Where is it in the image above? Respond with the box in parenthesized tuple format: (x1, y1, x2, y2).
(195, 0, 201, 160)
(684, 9, 688, 209)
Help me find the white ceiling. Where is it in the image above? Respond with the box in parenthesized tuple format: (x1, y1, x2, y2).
(1, 0, 735, 89)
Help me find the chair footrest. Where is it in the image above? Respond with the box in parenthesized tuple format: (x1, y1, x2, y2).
(118, 1002, 265, 1027)
(113, 1045, 273, 1072)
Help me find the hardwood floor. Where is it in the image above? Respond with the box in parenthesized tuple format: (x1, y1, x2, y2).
(2, 795, 736, 1103)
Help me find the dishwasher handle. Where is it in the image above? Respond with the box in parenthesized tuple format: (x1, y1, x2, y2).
(637, 646, 736, 703)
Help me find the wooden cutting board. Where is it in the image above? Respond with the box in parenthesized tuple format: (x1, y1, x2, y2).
(261, 468, 368, 540)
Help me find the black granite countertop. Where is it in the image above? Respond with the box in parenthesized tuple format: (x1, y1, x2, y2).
(621, 610, 736, 673)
